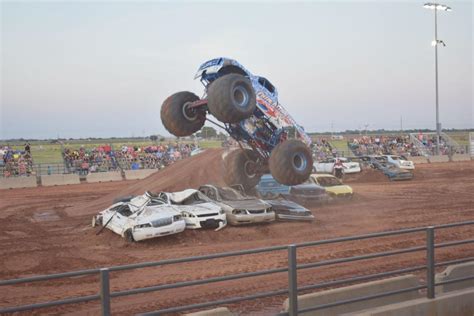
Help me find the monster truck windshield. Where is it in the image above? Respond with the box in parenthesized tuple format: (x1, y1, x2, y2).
(257, 77, 275, 94)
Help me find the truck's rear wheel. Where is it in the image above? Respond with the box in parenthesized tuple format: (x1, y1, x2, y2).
(223, 149, 262, 191)
(207, 74, 256, 123)
(161, 91, 206, 137)
(269, 140, 313, 185)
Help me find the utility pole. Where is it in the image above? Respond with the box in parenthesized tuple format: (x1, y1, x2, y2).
(423, 2, 451, 155)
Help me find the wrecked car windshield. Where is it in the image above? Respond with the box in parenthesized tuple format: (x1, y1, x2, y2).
(177, 193, 206, 205)
(317, 177, 342, 187)
(148, 198, 167, 206)
(217, 188, 247, 201)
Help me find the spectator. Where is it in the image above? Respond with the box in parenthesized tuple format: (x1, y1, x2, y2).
(24, 142, 31, 154)
(0, 145, 34, 177)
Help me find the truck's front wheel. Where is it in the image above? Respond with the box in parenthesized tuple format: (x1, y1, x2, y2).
(161, 91, 206, 137)
(207, 74, 256, 123)
(269, 140, 313, 185)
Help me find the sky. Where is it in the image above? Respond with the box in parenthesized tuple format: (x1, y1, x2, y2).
(1, 0, 472, 139)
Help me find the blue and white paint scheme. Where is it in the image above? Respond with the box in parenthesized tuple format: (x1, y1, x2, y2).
(194, 57, 311, 154)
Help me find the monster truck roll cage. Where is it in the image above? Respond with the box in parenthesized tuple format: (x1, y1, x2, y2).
(186, 97, 290, 163)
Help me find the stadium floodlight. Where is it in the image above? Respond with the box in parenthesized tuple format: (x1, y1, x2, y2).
(423, 3, 452, 11)
(423, 2, 451, 155)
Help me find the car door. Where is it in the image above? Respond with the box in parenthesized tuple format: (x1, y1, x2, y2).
(393, 157, 402, 168)
(315, 159, 328, 173)
(108, 205, 132, 235)
(101, 205, 122, 233)
(325, 158, 335, 173)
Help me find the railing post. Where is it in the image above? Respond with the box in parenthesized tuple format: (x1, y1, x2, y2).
(288, 245, 298, 316)
(426, 227, 435, 299)
(100, 268, 111, 316)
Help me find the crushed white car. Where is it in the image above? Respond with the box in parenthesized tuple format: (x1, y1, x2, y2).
(162, 189, 227, 231)
(92, 192, 186, 242)
(313, 157, 361, 174)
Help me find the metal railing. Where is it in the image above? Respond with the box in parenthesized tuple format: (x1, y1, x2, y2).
(0, 221, 473, 315)
(409, 133, 431, 157)
(34, 163, 69, 176)
(409, 132, 467, 156)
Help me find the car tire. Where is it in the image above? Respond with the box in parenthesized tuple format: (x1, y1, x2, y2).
(269, 140, 313, 186)
(223, 149, 262, 191)
(124, 229, 135, 243)
(161, 91, 206, 137)
(207, 74, 256, 123)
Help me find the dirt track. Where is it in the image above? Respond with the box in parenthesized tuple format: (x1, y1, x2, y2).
(0, 150, 473, 315)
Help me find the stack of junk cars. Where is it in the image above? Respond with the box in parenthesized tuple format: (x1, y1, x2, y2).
(92, 184, 314, 242)
(92, 175, 352, 242)
(92, 154, 414, 242)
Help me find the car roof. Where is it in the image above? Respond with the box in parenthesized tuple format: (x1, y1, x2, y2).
(142, 206, 180, 217)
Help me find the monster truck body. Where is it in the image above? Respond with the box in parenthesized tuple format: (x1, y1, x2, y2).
(161, 57, 314, 189)
(195, 58, 312, 153)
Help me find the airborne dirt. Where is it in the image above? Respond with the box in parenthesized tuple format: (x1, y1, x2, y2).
(0, 150, 473, 315)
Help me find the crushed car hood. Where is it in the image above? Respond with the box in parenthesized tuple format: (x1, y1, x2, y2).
(265, 199, 307, 211)
(180, 203, 221, 215)
(324, 185, 353, 195)
(222, 199, 270, 210)
(167, 189, 208, 203)
(265, 199, 314, 220)
(128, 205, 180, 225)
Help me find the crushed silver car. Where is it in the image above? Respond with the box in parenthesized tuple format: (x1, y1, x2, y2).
(198, 185, 275, 225)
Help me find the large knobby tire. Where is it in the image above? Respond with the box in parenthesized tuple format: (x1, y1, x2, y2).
(207, 74, 256, 123)
(161, 91, 206, 137)
(223, 149, 262, 191)
(269, 140, 313, 186)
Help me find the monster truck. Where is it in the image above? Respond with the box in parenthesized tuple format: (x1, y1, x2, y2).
(161, 57, 313, 190)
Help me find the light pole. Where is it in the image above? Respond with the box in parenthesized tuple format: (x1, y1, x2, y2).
(423, 2, 451, 155)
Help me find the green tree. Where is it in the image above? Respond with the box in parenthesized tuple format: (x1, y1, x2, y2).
(197, 126, 218, 139)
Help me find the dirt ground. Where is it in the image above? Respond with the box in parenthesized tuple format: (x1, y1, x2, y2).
(0, 150, 473, 315)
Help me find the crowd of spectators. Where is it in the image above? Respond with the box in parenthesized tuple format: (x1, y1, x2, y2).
(114, 144, 195, 170)
(62, 143, 197, 175)
(348, 135, 422, 157)
(415, 133, 466, 155)
(63, 145, 117, 175)
(311, 138, 337, 160)
(0, 144, 34, 177)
